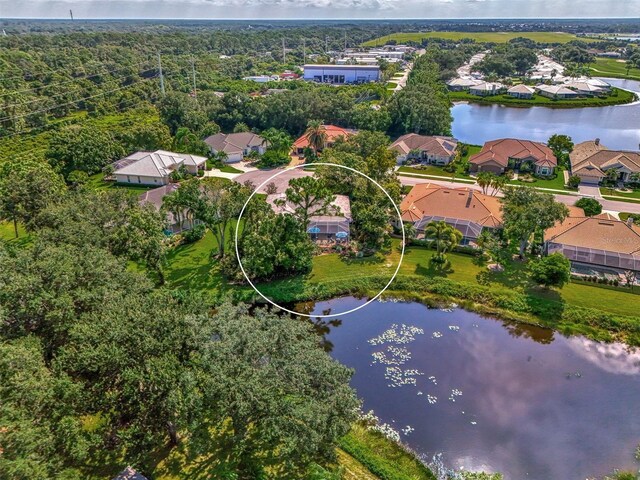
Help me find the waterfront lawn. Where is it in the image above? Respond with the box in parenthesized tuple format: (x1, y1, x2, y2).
(449, 88, 635, 108)
(589, 57, 640, 81)
(363, 31, 594, 46)
(339, 423, 436, 480)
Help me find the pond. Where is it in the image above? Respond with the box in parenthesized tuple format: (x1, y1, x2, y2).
(451, 78, 640, 151)
(306, 297, 640, 480)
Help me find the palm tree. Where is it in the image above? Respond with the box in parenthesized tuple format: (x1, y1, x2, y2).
(305, 120, 328, 156)
(424, 220, 463, 265)
(489, 175, 507, 196)
(476, 171, 495, 195)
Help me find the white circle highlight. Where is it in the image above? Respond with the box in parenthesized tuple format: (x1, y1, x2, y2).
(234, 162, 405, 318)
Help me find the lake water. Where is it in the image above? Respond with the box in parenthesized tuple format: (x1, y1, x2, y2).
(307, 297, 640, 480)
(451, 78, 640, 151)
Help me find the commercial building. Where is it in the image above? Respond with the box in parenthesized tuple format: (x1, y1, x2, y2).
(303, 64, 380, 84)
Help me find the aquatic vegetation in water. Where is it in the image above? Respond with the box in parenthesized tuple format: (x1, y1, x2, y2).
(449, 389, 463, 402)
(449, 325, 460, 331)
(371, 345, 412, 366)
(384, 366, 424, 387)
(427, 394, 438, 404)
(402, 425, 415, 436)
(368, 323, 425, 346)
(428, 375, 438, 385)
(433, 331, 443, 338)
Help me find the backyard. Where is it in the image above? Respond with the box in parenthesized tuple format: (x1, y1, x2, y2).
(163, 233, 640, 320)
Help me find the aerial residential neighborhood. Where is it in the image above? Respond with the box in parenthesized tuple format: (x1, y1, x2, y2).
(2, 13, 640, 480)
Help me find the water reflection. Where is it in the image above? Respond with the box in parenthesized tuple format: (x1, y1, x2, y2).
(452, 78, 640, 151)
(311, 297, 640, 480)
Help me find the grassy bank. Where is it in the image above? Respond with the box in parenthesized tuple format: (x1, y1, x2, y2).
(339, 424, 435, 480)
(363, 32, 595, 46)
(161, 233, 640, 345)
(589, 57, 640, 81)
(449, 88, 636, 108)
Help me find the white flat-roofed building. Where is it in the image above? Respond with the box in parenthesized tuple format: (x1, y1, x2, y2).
(303, 64, 380, 84)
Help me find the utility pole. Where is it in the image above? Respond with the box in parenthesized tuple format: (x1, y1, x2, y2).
(344, 30, 347, 52)
(325, 36, 329, 54)
(303, 38, 306, 65)
(157, 52, 165, 97)
(69, 9, 74, 21)
(190, 56, 197, 101)
(282, 37, 286, 64)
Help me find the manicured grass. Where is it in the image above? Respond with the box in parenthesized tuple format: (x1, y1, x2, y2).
(449, 88, 636, 108)
(0, 221, 32, 248)
(398, 165, 473, 180)
(507, 169, 567, 190)
(363, 32, 600, 46)
(619, 212, 640, 224)
(339, 423, 435, 480)
(603, 195, 640, 204)
(87, 173, 158, 194)
(589, 57, 640, 81)
(601, 187, 640, 199)
(218, 165, 244, 174)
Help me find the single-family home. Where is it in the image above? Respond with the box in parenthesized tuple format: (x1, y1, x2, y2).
(507, 84, 536, 99)
(266, 193, 352, 241)
(564, 81, 606, 96)
(204, 132, 267, 163)
(446, 78, 483, 91)
(469, 138, 557, 175)
(469, 81, 506, 96)
(113, 466, 149, 480)
(138, 184, 201, 234)
(570, 139, 640, 185)
(544, 213, 640, 275)
(535, 84, 579, 99)
(399, 183, 503, 245)
(389, 134, 458, 165)
(292, 124, 357, 156)
(112, 150, 206, 186)
(242, 75, 278, 83)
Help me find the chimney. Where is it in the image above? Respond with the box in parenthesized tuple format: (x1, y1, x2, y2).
(627, 217, 635, 227)
(595, 138, 600, 146)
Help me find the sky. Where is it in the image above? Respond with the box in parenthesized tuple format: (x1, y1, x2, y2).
(1, 0, 639, 19)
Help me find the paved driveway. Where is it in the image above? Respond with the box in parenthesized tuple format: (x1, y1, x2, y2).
(234, 168, 312, 193)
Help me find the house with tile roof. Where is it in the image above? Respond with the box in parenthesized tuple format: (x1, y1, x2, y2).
(113, 466, 148, 480)
(469, 81, 506, 96)
(507, 84, 535, 99)
(569, 139, 640, 185)
(399, 183, 503, 245)
(113, 150, 206, 186)
(469, 138, 557, 175)
(535, 84, 579, 99)
(266, 193, 351, 241)
(292, 125, 357, 156)
(204, 132, 267, 163)
(389, 134, 458, 165)
(544, 213, 640, 274)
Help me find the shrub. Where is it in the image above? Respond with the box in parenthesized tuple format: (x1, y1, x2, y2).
(575, 197, 603, 216)
(529, 253, 571, 288)
(182, 224, 206, 244)
(567, 175, 581, 189)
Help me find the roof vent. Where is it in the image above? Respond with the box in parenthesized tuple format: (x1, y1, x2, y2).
(595, 138, 600, 146)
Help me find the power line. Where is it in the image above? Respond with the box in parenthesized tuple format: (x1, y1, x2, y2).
(1, 68, 157, 111)
(0, 59, 155, 98)
(0, 74, 158, 124)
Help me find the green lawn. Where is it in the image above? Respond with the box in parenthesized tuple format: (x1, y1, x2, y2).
(449, 88, 636, 108)
(619, 212, 640, 224)
(398, 165, 473, 180)
(218, 165, 244, 174)
(0, 221, 32, 248)
(601, 187, 640, 199)
(508, 168, 567, 190)
(364, 31, 600, 46)
(163, 235, 640, 319)
(87, 173, 158, 194)
(589, 57, 640, 81)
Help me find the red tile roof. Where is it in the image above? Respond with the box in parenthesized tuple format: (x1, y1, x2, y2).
(470, 138, 557, 169)
(293, 124, 357, 150)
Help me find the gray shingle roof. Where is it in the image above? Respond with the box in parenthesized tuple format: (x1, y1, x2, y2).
(204, 132, 266, 154)
(113, 150, 206, 178)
